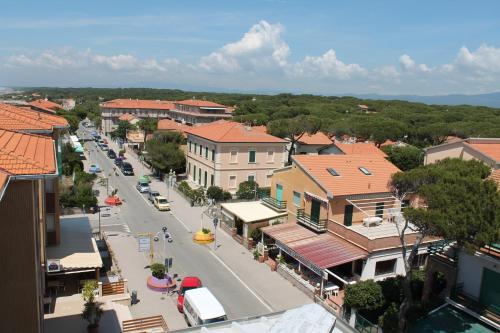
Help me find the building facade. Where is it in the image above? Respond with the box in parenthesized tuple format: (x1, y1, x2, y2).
(261, 154, 435, 301)
(0, 129, 58, 333)
(185, 121, 287, 193)
(166, 99, 232, 125)
(100, 99, 175, 134)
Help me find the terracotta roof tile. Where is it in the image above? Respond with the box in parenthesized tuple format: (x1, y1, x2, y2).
(185, 120, 286, 143)
(293, 154, 400, 196)
(0, 129, 56, 176)
(467, 142, 500, 162)
(297, 132, 332, 145)
(118, 113, 137, 121)
(0, 103, 68, 132)
(334, 141, 388, 158)
(157, 118, 190, 132)
(101, 99, 174, 110)
(175, 99, 227, 108)
(29, 99, 63, 112)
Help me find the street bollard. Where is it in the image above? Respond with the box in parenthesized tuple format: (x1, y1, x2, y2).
(131, 290, 138, 305)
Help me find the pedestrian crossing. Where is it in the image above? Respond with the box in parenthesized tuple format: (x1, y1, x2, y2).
(100, 223, 131, 234)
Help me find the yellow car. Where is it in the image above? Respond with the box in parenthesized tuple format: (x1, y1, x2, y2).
(153, 196, 171, 211)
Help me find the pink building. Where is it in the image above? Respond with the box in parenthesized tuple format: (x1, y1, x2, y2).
(185, 121, 287, 193)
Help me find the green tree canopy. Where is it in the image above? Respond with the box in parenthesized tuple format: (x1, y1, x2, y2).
(236, 180, 259, 200)
(344, 280, 385, 311)
(111, 120, 135, 140)
(145, 140, 185, 174)
(382, 145, 424, 171)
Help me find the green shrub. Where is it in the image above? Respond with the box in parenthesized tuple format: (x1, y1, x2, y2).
(250, 228, 262, 241)
(206, 186, 224, 201)
(178, 181, 191, 194)
(118, 149, 126, 157)
(378, 302, 399, 333)
(344, 280, 384, 311)
(150, 263, 166, 279)
(236, 180, 259, 199)
(253, 249, 260, 260)
(222, 191, 233, 201)
(202, 228, 211, 234)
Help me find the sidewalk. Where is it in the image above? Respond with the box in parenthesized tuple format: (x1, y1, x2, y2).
(105, 232, 187, 330)
(103, 135, 312, 312)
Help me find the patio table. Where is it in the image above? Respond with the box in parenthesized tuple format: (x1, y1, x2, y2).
(324, 282, 340, 296)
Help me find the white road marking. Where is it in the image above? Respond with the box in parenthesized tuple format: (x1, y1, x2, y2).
(208, 250, 274, 312)
(170, 212, 192, 233)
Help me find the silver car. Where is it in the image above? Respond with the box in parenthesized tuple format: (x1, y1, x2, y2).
(136, 181, 150, 193)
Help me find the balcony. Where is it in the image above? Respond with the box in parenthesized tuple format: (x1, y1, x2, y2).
(297, 208, 327, 233)
(261, 196, 287, 212)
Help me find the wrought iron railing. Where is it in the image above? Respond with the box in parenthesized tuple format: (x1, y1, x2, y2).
(296, 208, 327, 233)
(261, 196, 287, 211)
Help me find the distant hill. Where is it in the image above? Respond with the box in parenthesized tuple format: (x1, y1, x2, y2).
(355, 92, 500, 108)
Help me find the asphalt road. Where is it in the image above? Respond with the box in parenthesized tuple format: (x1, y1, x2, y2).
(78, 124, 269, 320)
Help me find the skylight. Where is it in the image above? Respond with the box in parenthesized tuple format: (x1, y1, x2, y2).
(327, 168, 340, 176)
(359, 167, 372, 175)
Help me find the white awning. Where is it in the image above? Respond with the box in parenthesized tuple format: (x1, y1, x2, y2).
(221, 201, 287, 223)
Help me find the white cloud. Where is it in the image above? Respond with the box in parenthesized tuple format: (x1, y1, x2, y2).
(399, 54, 432, 73)
(454, 44, 500, 73)
(374, 65, 400, 78)
(199, 20, 289, 72)
(292, 49, 366, 79)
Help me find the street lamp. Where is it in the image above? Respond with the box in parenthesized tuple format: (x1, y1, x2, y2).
(166, 169, 175, 201)
(154, 227, 173, 272)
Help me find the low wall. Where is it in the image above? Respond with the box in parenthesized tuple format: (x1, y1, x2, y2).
(276, 265, 315, 299)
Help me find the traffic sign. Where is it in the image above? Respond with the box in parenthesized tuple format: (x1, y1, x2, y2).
(138, 236, 151, 252)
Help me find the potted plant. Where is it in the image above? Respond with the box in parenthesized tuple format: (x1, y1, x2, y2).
(81, 280, 103, 333)
(150, 263, 166, 279)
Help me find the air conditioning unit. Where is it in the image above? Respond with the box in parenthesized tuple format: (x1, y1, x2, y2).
(47, 259, 61, 273)
(363, 216, 382, 227)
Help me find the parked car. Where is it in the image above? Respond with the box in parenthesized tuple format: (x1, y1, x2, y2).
(93, 135, 101, 142)
(100, 144, 109, 151)
(136, 181, 150, 193)
(153, 196, 170, 211)
(89, 164, 101, 173)
(148, 190, 160, 203)
(103, 138, 108, 144)
(114, 157, 123, 168)
(183, 288, 226, 326)
(177, 277, 202, 313)
(107, 149, 116, 159)
(121, 162, 134, 176)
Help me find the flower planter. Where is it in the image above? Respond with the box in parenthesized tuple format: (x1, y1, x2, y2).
(147, 276, 176, 292)
(192, 230, 214, 244)
(258, 255, 265, 263)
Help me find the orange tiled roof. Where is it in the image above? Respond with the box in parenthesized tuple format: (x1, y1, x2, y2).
(0, 103, 68, 132)
(334, 141, 388, 158)
(157, 119, 189, 131)
(293, 154, 400, 196)
(297, 132, 332, 145)
(185, 120, 286, 143)
(29, 99, 63, 111)
(101, 99, 175, 110)
(175, 99, 227, 108)
(467, 141, 500, 162)
(0, 129, 56, 175)
(118, 113, 137, 121)
(251, 125, 267, 134)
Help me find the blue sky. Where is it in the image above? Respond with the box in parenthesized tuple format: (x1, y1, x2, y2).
(1, 0, 500, 95)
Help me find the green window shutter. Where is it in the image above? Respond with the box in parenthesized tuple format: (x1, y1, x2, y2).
(211, 174, 214, 186)
(189, 141, 192, 152)
(198, 169, 201, 184)
(212, 149, 215, 161)
(204, 171, 207, 188)
(344, 205, 353, 226)
(205, 147, 208, 159)
(193, 165, 196, 181)
(249, 150, 256, 163)
(199, 145, 202, 155)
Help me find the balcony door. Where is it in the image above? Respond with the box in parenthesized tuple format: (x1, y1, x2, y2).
(310, 199, 321, 223)
(276, 184, 283, 201)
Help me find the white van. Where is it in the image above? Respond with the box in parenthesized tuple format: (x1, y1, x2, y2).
(183, 287, 227, 327)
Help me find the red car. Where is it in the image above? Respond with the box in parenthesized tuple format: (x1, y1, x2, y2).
(103, 138, 108, 144)
(177, 277, 202, 312)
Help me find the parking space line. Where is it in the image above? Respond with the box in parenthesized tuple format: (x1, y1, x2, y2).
(208, 250, 274, 312)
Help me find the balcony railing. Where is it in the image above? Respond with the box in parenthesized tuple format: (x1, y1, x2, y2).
(297, 208, 327, 233)
(261, 196, 287, 211)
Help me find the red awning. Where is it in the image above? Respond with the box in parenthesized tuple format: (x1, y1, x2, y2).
(262, 223, 317, 244)
(288, 233, 367, 269)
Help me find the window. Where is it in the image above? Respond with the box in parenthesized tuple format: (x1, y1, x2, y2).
(293, 191, 301, 206)
(193, 165, 196, 181)
(188, 162, 191, 174)
(359, 167, 372, 175)
(249, 150, 256, 163)
(189, 141, 192, 152)
(248, 174, 255, 182)
(211, 174, 214, 186)
(327, 168, 340, 176)
(205, 147, 208, 159)
(199, 144, 203, 156)
(375, 202, 384, 218)
(229, 175, 237, 188)
(230, 150, 238, 163)
(212, 149, 215, 161)
(343, 204, 353, 226)
(375, 259, 397, 276)
(198, 169, 201, 185)
(194, 143, 198, 154)
(402, 199, 411, 208)
(204, 171, 207, 188)
(412, 254, 427, 268)
(266, 174, 272, 186)
(267, 149, 274, 162)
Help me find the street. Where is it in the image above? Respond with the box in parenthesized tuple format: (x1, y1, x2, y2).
(82, 141, 271, 320)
